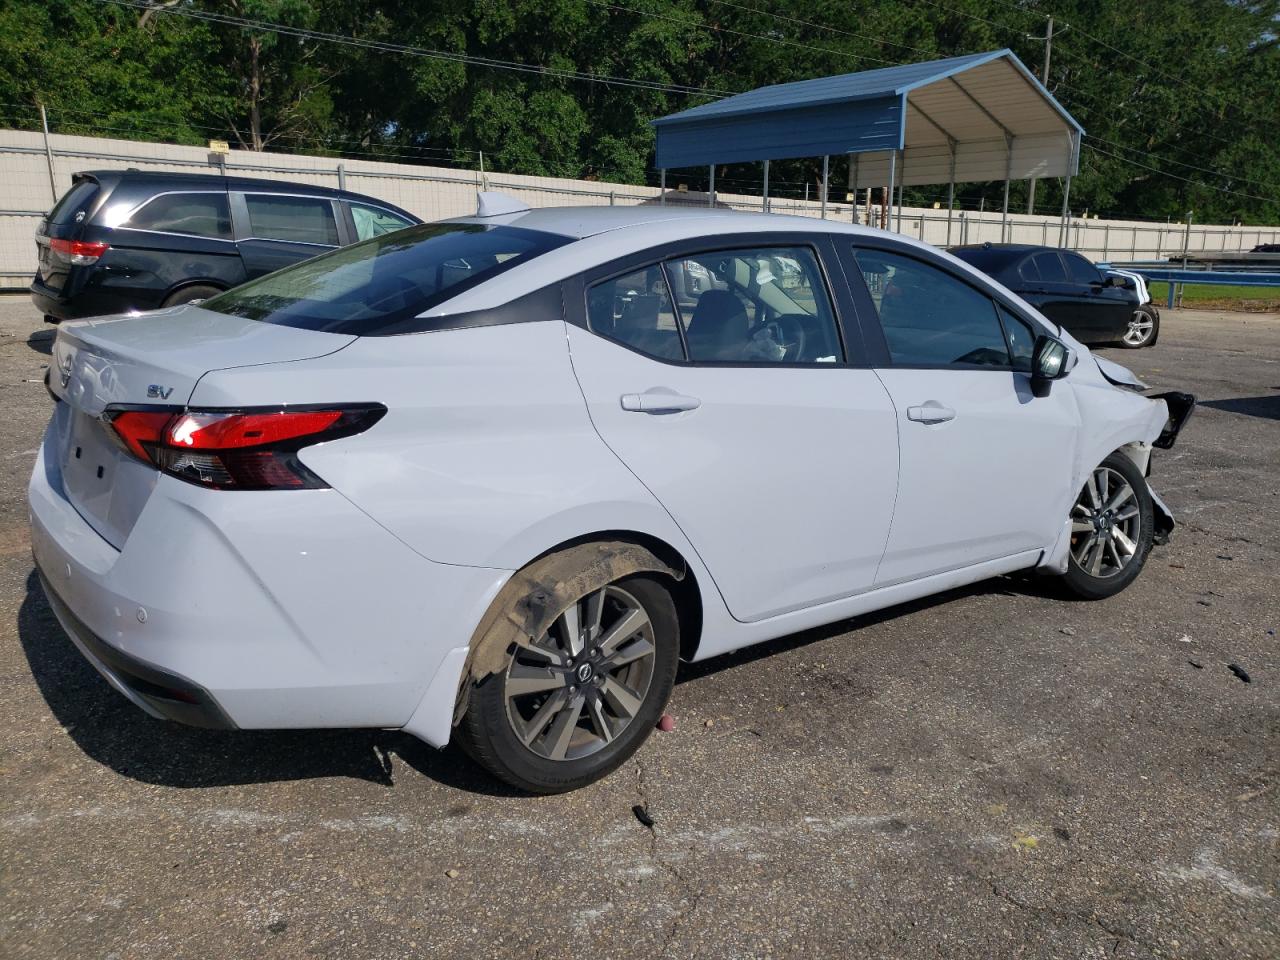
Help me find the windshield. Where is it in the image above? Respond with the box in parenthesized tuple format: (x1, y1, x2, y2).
(204, 222, 571, 335)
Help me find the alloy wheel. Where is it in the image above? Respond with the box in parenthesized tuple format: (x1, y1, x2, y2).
(503, 585, 657, 761)
(1070, 466, 1142, 578)
(1122, 310, 1155, 346)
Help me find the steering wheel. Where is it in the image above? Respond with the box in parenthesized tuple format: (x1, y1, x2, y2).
(761, 314, 807, 361)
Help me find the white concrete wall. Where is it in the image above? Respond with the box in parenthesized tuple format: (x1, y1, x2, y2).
(2, 128, 1277, 282)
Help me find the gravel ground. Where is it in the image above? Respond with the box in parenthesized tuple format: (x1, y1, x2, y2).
(0, 297, 1276, 959)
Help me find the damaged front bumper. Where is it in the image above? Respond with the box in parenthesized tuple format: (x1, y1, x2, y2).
(1150, 391, 1196, 449)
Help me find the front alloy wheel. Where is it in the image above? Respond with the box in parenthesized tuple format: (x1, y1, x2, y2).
(460, 574, 678, 793)
(1062, 452, 1154, 599)
(1120, 306, 1158, 348)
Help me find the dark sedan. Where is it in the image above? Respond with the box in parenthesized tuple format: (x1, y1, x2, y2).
(949, 243, 1159, 348)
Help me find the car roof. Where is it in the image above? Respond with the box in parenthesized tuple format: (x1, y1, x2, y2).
(428, 204, 1028, 316)
(449, 203, 896, 241)
(77, 169, 415, 214)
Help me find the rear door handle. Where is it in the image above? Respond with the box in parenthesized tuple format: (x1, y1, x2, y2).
(906, 401, 956, 424)
(620, 391, 702, 413)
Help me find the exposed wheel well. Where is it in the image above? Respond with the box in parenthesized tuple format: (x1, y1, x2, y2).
(521, 531, 704, 662)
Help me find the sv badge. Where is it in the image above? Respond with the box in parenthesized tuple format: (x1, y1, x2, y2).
(147, 384, 174, 399)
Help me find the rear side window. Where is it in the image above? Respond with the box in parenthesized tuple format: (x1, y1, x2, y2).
(243, 194, 339, 245)
(204, 223, 571, 335)
(852, 248, 1010, 368)
(349, 202, 414, 241)
(1031, 252, 1067, 282)
(47, 180, 98, 225)
(123, 192, 232, 240)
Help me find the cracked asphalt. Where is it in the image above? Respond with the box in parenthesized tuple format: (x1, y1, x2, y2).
(0, 297, 1276, 959)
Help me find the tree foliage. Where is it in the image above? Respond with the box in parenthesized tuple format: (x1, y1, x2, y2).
(1, 0, 1277, 223)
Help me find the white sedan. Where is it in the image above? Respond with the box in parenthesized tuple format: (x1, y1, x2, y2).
(30, 196, 1195, 792)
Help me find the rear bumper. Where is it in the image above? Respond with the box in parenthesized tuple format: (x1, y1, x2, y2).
(28, 418, 511, 744)
(37, 568, 234, 728)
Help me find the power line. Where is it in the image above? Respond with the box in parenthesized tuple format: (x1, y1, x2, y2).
(1083, 143, 1279, 206)
(703, 0, 939, 59)
(1083, 134, 1280, 195)
(92, 0, 734, 98)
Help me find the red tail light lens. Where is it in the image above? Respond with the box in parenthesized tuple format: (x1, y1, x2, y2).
(105, 405, 384, 490)
(49, 238, 109, 265)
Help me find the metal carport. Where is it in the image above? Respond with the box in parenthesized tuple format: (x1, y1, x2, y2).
(651, 49, 1083, 245)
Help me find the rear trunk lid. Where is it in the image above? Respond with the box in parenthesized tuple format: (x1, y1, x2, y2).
(49, 306, 356, 548)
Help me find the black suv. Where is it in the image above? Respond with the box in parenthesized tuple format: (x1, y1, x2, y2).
(32, 170, 420, 322)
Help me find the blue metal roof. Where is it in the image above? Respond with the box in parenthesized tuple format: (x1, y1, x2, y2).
(651, 49, 1083, 171)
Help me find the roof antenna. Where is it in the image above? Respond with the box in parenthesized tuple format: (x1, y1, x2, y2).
(476, 191, 530, 218)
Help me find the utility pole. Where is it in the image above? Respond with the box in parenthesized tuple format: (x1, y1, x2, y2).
(1026, 16, 1054, 215)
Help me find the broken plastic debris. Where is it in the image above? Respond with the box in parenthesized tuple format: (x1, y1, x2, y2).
(1059, 627, 1076, 636)
(1228, 664, 1252, 684)
(1012, 833, 1039, 851)
(1188, 660, 1203, 670)
(445, 869, 460, 879)
(1176, 634, 1193, 643)
(632, 804, 655, 828)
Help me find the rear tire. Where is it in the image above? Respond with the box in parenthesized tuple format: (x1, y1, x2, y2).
(161, 284, 223, 308)
(1119, 305, 1159, 348)
(459, 573, 679, 794)
(1061, 452, 1154, 600)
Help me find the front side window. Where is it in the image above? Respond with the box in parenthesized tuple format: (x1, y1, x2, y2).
(853, 248, 1010, 367)
(243, 194, 339, 245)
(123, 192, 232, 240)
(204, 223, 571, 335)
(1063, 252, 1101, 284)
(350, 202, 414, 241)
(998, 304, 1038, 372)
(586, 266, 684, 360)
(1032, 251, 1067, 282)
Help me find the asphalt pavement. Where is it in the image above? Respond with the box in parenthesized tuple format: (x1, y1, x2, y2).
(0, 297, 1276, 959)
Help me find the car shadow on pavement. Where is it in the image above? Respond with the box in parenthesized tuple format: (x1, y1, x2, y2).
(16, 570, 522, 796)
(19, 568, 1059, 795)
(27, 330, 53, 355)
(1200, 394, 1280, 422)
(675, 573, 1062, 685)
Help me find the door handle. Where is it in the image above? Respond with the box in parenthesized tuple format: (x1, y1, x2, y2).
(620, 391, 702, 413)
(906, 401, 956, 424)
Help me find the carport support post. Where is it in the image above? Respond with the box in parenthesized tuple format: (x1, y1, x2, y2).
(708, 165, 715, 207)
(895, 149, 904, 232)
(659, 169, 666, 206)
(886, 150, 897, 233)
(820, 155, 829, 219)
(945, 143, 956, 245)
(1000, 136, 1012, 243)
(762, 159, 770, 213)
(1058, 174, 1072, 247)
(850, 154, 860, 224)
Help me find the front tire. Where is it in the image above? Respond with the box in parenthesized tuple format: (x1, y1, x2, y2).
(459, 574, 679, 793)
(1061, 452, 1154, 600)
(1119, 305, 1159, 348)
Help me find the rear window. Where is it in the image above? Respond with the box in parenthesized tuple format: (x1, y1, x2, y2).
(204, 223, 571, 335)
(948, 247, 1018, 275)
(47, 180, 98, 225)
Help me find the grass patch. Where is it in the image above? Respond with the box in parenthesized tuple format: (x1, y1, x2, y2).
(1148, 281, 1280, 306)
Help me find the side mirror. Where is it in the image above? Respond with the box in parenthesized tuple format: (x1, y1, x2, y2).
(1031, 335, 1071, 398)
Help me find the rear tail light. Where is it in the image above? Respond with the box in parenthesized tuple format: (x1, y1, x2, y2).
(49, 238, 109, 265)
(104, 405, 385, 490)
